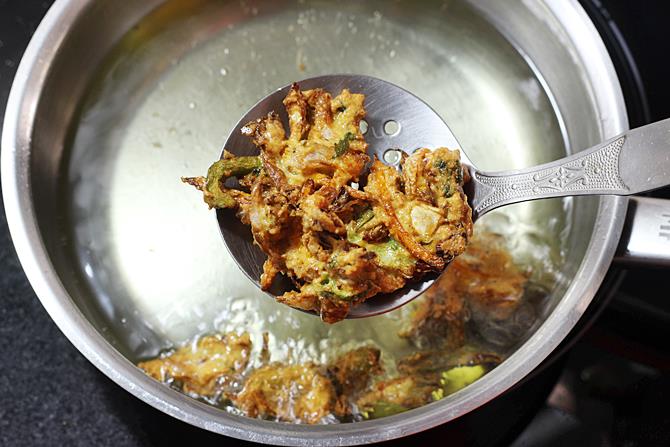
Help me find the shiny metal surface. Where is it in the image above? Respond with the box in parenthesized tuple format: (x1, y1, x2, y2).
(63, 0, 573, 358)
(3, 0, 667, 445)
(615, 197, 670, 266)
(469, 118, 670, 219)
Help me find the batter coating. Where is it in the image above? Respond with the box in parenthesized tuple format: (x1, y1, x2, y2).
(183, 84, 473, 322)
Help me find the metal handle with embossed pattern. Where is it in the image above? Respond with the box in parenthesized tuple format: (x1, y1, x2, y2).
(466, 118, 670, 220)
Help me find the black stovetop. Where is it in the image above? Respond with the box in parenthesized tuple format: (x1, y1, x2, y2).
(1, 1, 668, 446)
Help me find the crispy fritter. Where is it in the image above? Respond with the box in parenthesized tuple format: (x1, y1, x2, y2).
(234, 346, 383, 420)
(452, 233, 528, 321)
(184, 84, 472, 322)
(137, 332, 503, 423)
(233, 363, 336, 423)
(356, 376, 438, 417)
(327, 347, 383, 416)
(365, 148, 472, 271)
(139, 336, 384, 423)
(400, 233, 527, 348)
(328, 347, 383, 396)
(137, 332, 251, 399)
(277, 86, 369, 188)
(399, 275, 467, 350)
(357, 347, 501, 419)
(396, 347, 502, 379)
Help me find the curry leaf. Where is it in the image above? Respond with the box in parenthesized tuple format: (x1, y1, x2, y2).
(334, 132, 355, 157)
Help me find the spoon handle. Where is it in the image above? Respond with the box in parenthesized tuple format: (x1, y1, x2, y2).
(468, 118, 670, 219)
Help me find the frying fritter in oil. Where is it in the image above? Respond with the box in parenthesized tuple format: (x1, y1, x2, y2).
(453, 233, 528, 321)
(400, 233, 528, 349)
(137, 332, 499, 423)
(138, 332, 385, 423)
(137, 332, 251, 399)
(136, 232, 539, 424)
(233, 346, 383, 422)
(328, 347, 383, 397)
(183, 84, 473, 322)
(395, 346, 502, 379)
(234, 363, 336, 424)
(328, 347, 383, 417)
(357, 347, 501, 419)
(356, 376, 438, 418)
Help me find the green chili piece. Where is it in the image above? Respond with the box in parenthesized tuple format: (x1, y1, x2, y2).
(363, 402, 409, 419)
(204, 156, 261, 208)
(439, 365, 486, 395)
(354, 208, 375, 231)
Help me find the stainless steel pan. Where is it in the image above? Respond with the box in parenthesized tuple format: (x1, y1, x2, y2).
(3, 0, 670, 445)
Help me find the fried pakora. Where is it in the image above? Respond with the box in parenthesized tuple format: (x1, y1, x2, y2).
(137, 332, 251, 399)
(233, 345, 385, 423)
(234, 363, 336, 424)
(328, 346, 383, 397)
(365, 147, 472, 271)
(183, 84, 472, 322)
(356, 347, 501, 419)
(136, 230, 541, 424)
(327, 346, 383, 417)
(137, 333, 500, 423)
(400, 233, 528, 349)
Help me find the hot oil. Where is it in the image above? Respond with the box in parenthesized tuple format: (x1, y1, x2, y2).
(65, 0, 570, 418)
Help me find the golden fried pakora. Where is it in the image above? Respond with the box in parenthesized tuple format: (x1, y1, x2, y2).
(138, 331, 386, 423)
(400, 233, 528, 348)
(327, 346, 383, 417)
(183, 84, 473, 322)
(233, 363, 336, 424)
(357, 347, 501, 419)
(137, 332, 251, 399)
(137, 330, 506, 423)
(365, 147, 472, 271)
(136, 232, 540, 423)
(328, 346, 383, 397)
(233, 346, 383, 422)
(453, 233, 528, 321)
(356, 375, 438, 418)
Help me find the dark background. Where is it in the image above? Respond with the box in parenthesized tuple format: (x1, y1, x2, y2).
(1, 1, 669, 446)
